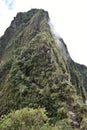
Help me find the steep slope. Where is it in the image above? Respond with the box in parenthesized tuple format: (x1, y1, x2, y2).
(76, 63, 87, 92)
(0, 9, 87, 129)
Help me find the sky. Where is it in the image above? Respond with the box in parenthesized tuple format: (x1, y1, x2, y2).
(0, 0, 87, 66)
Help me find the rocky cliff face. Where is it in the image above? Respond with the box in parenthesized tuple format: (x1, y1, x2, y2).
(0, 9, 87, 129)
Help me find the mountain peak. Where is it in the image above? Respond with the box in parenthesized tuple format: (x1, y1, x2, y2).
(0, 9, 49, 60)
(11, 9, 49, 31)
(0, 9, 87, 129)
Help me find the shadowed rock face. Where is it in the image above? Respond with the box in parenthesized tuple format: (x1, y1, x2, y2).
(0, 9, 87, 129)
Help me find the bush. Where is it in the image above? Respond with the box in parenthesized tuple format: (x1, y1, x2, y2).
(0, 108, 49, 130)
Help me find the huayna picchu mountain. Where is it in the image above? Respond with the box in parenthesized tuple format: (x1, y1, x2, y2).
(0, 9, 87, 130)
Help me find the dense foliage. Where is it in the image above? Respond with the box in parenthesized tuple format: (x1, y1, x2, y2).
(0, 9, 87, 129)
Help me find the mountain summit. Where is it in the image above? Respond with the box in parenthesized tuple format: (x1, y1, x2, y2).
(0, 9, 87, 129)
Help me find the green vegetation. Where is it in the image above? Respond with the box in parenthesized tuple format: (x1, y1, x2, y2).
(0, 9, 87, 129)
(76, 63, 87, 92)
(0, 108, 49, 130)
(0, 108, 74, 130)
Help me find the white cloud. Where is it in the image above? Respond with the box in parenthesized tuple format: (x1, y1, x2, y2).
(0, 1, 10, 35)
(0, 0, 87, 65)
(3, 0, 15, 9)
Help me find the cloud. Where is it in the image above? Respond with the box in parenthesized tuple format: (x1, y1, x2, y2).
(0, 0, 15, 36)
(3, 0, 15, 9)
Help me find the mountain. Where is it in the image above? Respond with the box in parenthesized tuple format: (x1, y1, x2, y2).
(0, 9, 87, 130)
(76, 63, 87, 91)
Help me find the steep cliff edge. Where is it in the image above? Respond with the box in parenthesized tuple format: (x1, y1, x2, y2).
(0, 9, 87, 129)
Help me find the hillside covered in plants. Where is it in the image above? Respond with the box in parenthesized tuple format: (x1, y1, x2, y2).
(0, 9, 87, 130)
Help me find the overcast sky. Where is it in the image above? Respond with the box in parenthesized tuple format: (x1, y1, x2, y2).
(0, 0, 87, 66)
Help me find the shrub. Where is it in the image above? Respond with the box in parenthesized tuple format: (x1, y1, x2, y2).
(0, 108, 49, 130)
